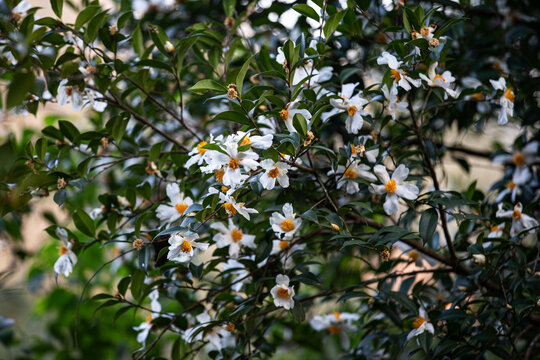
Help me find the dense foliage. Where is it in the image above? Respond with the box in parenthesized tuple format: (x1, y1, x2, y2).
(0, 0, 539, 359)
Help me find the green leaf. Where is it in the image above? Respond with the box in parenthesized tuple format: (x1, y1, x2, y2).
(138, 246, 151, 273)
(222, 0, 236, 18)
(212, 110, 252, 126)
(53, 189, 66, 206)
(290, 302, 305, 322)
(75, 5, 100, 29)
(149, 143, 162, 162)
(73, 209, 95, 237)
(419, 208, 438, 243)
(58, 120, 80, 142)
(323, 10, 346, 39)
(403, 8, 412, 33)
(293, 4, 320, 22)
(293, 113, 308, 136)
(189, 79, 227, 94)
(132, 24, 144, 58)
(130, 269, 145, 301)
(50, 0, 63, 18)
(236, 54, 255, 96)
(7, 72, 35, 108)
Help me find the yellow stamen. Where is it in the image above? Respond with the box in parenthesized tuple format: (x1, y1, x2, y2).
(504, 89, 515, 102)
(513, 154, 525, 166)
(223, 203, 237, 215)
(197, 141, 207, 155)
(507, 181, 515, 190)
(228, 159, 240, 170)
(180, 240, 192, 253)
(471, 92, 483, 101)
(420, 27, 430, 37)
(512, 209, 521, 220)
(221, 186, 229, 193)
(490, 225, 498, 232)
(347, 105, 358, 117)
(231, 228, 243, 243)
(281, 220, 295, 232)
(175, 203, 188, 214)
(268, 167, 280, 178)
(241, 136, 251, 146)
(279, 240, 289, 250)
(146, 315, 153, 322)
(408, 251, 419, 262)
(215, 169, 224, 183)
(333, 312, 341, 321)
(59, 246, 68, 256)
(385, 179, 397, 193)
(433, 74, 445, 83)
(391, 69, 402, 82)
(225, 322, 235, 332)
(344, 169, 357, 178)
(328, 325, 340, 334)
(280, 109, 289, 121)
(412, 316, 425, 329)
(276, 287, 290, 298)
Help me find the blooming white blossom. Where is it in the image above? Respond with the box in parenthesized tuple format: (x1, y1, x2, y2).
(85, 89, 107, 112)
(279, 102, 312, 134)
(204, 140, 259, 187)
(208, 187, 259, 220)
(492, 141, 538, 169)
(487, 223, 505, 238)
(53, 227, 77, 277)
(271, 236, 306, 269)
(407, 307, 435, 341)
(270, 274, 295, 310)
(210, 219, 256, 258)
(494, 167, 531, 203)
(310, 312, 360, 348)
(490, 77, 514, 125)
(167, 232, 209, 263)
(419, 62, 458, 99)
(370, 164, 419, 215)
(377, 52, 421, 91)
(322, 83, 370, 134)
(472, 254, 486, 265)
(133, 289, 162, 349)
(183, 312, 235, 351)
(12, 1, 31, 19)
(270, 203, 302, 238)
(186, 139, 213, 168)
(328, 161, 377, 195)
(276, 47, 332, 88)
(382, 83, 408, 120)
(57, 79, 83, 111)
(156, 183, 194, 223)
(231, 131, 273, 150)
(496, 203, 538, 237)
(259, 159, 290, 190)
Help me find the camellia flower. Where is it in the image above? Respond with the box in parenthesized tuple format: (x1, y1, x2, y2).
(310, 312, 360, 348)
(494, 167, 531, 203)
(419, 62, 458, 99)
(205, 140, 259, 187)
(270, 274, 295, 310)
(85, 89, 107, 112)
(328, 161, 377, 195)
(270, 203, 302, 238)
(279, 102, 312, 134)
(53, 227, 77, 277)
(370, 164, 419, 215)
(210, 219, 256, 258)
(271, 235, 306, 268)
(133, 289, 162, 349)
(167, 231, 209, 263)
(377, 52, 421, 91)
(186, 139, 213, 168)
(259, 159, 290, 190)
(323, 83, 370, 134)
(276, 47, 332, 87)
(492, 141, 538, 169)
(382, 83, 408, 120)
(183, 312, 235, 352)
(209, 188, 259, 220)
(407, 307, 434, 341)
(472, 254, 486, 265)
(488, 223, 505, 238)
(57, 79, 84, 111)
(490, 77, 515, 125)
(231, 131, 274, 150)
(496, 203, 539, 237)
(156, 183, 194, 223)
(11, 1, 31, 20)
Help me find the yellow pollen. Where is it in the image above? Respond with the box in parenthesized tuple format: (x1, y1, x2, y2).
(350, 144, 357, 154)
(221, 186, 229, 193)
(175, 203, 188, 214)
(347, 105, 358, 117)
(344, 169, 357, 178)
(223, 203, 236, 215)
(276, 287, 290, 298)
(512, 209, 521, 220)
(59, 246, 68, 256)
(504, 89, 515, 102)
(420, 27, 430, 37)
(197, 141, 207, 155)
(268, 167, 280, 178)
(180, 240, 192, 253)
(408, 251, 419, 262)
(385, 179, 397, 193)
(228, 159, 240, 170)
(328, 325, 340, 334)
(231, 228, 243, 243)
(225, 322, 235, 332)
(433, 74, 445, 83)
(507, 181, 515, 190)
(241, 136, 251, 146)
(471, 92, 484, 101)
(333, 312, 341, 321)
(412, 316, 425, 329)
(65, 87, 73, 96)
(391, 69, 402, 82)
(215, 169, 224, 183)
(281, 220, 295, 232)
(146, 315, 153, 322)
(490, 225, 498, 232)
(279, 240, 289, 250)
(513, 154, 525, 166)
(280, 109, 289, 121)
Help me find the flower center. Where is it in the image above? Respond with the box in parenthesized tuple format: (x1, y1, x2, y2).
(228, 159, 240, 170)
(490, 225, 498, 232)
(281, 220, 295, 232)
(513, 153, 525, 166)
(215, 169, 224, 183)
(333, 312, 341, 321)
(241, 136, 251, 146)
(225, 322, 235, 332)
(507, 181, 515, 190)
(175, 203, 188, 214)
(280, 109, 289, 121)
(276, 287, 290, 298)
(231, 228, 243, 243)
(420, 27, 430, 37)
(391, 69, 402, 82)
(408, 251, 419, 262)
(145, 315, 153, 322)
(344, 169, 357, 178)
(472, 92, 483, 101)
(504, 88, 515, 102)
(65, 87, 73, 96)
(412, 316, 425, 329)
(512, 209, 521, 220)
(197, 141, 207, 155)
(223, 203, 237, 215)
(347, 105, 358, 117)
(221, 186, 229, 193)
(59, 245, 68, 256)
(180, 240, 192, 253)
(433, 74, 445, 83)
(268, 166, 280, 178)
(328, 325, 340, 334)
(279, 240, 289, 250)
(385, 179, 397, 193)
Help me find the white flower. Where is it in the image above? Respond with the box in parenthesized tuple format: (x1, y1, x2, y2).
(419, 62, 458, 99)
(156, 183, 194, 223)
(279, 102, 312, 134)
(323, 83, 370, 134)
(271, 236, 306, 269)
(53, 227, 77, 277)
(57, 79, 84, 111)
(472, 254, 486, 265)
(382, 83, 409, 120)
(395, 241, 436, 267)
(492, 141, 538, 169)
(490, 77, 514, 125)
(370, 164, 419, 215)
(167, 232, 208, 263)
(12, 1, 31, 19)
(210, 219, 256, 258)
(328, 161, 377, 195)
(133, 289, 162, 349)
(487, 223, 505, 238)
(209, 188, 259, 220)
(85, 89, 107, 112)
(186, 139, 213, 168)
(407, 307, 434, 341)
(377, 52, 421, 91)
(310, 312, 360, 348)
(205, 140, 259, 187)
(494, 167, 531, 203)
(259, 159, 290, 190)
(275, 47, 332, 88)
(183, 312, 235, 351)
(270, 274, 295, 310)
(231, 131, 274, 150)
(270, 203, 302, 237)
(496, 203, 538, 237)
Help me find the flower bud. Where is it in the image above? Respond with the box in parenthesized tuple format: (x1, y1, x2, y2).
(380, 248, 390, 261)
(57, 178, 67, 189)
(472, 254, 486, 265)
(164, 41, 175, 53)
(429, 38, 440, 47)
(227, 84, 239, 100)
(331, 223, 340, 231)
(133, 238, 144, 250)
(110, 25, 117, 35)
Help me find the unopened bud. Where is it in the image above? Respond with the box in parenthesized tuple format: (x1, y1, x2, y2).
(133, 238, 144, 250)
(411, 30, 419, 40)
(420, 27, 430, 37)
(225, 322, 235, 332)
(331, 223, 340, 231)
(303, 131, 315, 146)
(250, 75, 259, 84)
(380, 248, 390, 261)
(227, 84, 239, 100)
(224, 17, 234, 29)
(101, 137, 109, 149)
(57, 178, 67, 189)
(110, 25, 117, 35)
(164, 41, 175, 53)
(429, 38, 440, 47)
(145, 161, 159, 175)
(472, 254, 486, 265)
